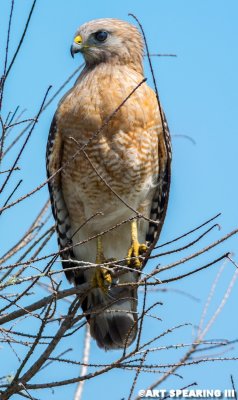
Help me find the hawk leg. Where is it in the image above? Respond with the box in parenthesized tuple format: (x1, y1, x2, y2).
(92, 237, 112, 292)
(127, 220, 147, 269)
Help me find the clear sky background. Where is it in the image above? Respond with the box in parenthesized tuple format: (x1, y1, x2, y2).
(0, 0, 238, 399)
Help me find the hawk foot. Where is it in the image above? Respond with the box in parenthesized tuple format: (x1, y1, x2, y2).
(127, 241, 147, 269)
(127, 220, 147, 269)
(92, 267, 112, 292)
(93, 237, 115, 292)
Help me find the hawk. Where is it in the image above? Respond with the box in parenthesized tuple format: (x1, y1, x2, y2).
(46, 18, 171, 350)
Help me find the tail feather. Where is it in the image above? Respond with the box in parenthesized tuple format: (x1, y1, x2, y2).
(74, 269, 138, 350)
(91, 311, 137, 349)
(90, 284, 138, 349)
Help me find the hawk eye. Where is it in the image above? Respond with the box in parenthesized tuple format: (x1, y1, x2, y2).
(94, 31, 108, 42)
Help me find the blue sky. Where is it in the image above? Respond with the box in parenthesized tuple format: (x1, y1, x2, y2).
(0, 1, 238, 399)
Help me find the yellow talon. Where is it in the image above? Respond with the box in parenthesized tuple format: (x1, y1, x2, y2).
(127, 220, 147, 269)
(92, 267, 112, 292)
(92, 237, 112, 292)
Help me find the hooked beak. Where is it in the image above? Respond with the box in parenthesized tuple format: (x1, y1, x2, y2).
(70, 43, 81, 58)
(70, 35, 83, 58)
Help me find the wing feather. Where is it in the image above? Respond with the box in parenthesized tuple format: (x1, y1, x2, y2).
(144, 112, 172, 266)
(46, 116, 77, 282)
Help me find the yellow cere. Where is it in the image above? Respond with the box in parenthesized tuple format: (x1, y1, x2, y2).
(74, 35, 83, 44)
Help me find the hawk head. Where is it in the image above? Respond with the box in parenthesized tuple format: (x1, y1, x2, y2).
(70, 18, 144, 69)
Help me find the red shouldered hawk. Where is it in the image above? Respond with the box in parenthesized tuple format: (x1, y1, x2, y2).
(46, 18, 171, 350)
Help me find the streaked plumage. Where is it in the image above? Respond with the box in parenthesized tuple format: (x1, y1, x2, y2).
(46, 18, 171, 349)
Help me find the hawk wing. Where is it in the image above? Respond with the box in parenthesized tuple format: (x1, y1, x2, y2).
(144, 112, 172, 266)
(46, 115, 76, 282)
